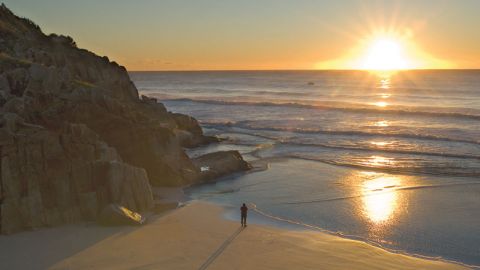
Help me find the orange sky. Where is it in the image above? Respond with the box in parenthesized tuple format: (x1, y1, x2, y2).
(5, 0, 480, 70)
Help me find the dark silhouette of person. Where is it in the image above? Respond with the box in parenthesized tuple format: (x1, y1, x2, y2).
(240, 203, 248, 227)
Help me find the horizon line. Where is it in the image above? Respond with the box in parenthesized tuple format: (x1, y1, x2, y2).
(128, 68, 480, 72)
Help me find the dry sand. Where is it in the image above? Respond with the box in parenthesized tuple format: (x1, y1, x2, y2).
(0, 202, 469, 270)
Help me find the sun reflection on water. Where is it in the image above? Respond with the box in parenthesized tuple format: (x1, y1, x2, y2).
(341, 171, 416, 233)
(372, 101, 389, 107)
(365, 155, 395, 167)
(374, 120, 389, 127)
(373, 74, 393, 107)
(379, 78, 391, 89)
(370, 141, 390, 147)
(362, 176, 400, 223)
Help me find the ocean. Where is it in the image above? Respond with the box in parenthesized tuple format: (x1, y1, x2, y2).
(130, 70, 480, 266)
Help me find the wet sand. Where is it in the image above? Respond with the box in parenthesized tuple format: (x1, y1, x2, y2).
(0, 202, 468, 270)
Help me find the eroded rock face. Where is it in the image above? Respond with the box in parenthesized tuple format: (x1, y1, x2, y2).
(0, 6, 165, 233)
(0, 4, 209, 187)
(0, 123, 154, 233)
(0, 4, 250, 233)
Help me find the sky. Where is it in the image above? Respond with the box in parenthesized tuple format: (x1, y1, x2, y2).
(4, 0, 480, 71)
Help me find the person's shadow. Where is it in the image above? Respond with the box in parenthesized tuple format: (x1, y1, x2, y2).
(198, 226, 245, 270)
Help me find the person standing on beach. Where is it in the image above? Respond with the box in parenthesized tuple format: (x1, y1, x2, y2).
(240, 203, 248, 227)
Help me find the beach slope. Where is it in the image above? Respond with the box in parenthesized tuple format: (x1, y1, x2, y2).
(0, 202, 467, 270)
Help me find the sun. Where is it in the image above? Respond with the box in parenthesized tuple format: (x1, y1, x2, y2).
(360, 37, 411, 71)
(315, 29, 453, 71)
(315, 33, 419, 71)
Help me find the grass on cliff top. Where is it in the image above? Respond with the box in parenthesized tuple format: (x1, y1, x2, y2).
(0, 4, 42, 35)
(73, 79, 96, 89)
(0, 52, 31, 68)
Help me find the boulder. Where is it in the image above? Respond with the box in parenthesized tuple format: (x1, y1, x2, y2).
(141, 94, 157, 104)
(193, 151, 251, 183)
(97, 204, 145, 226)
(170, 112, 203, 136)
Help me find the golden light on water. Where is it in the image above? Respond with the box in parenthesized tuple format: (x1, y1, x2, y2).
(362, 176, 400, 223)
(343, 171, 414, 228)
(372, 74, 392, 108)
(370, 141, 390, 147)
(374, 120, 389, 127)
(373, 101, 388, 107)
(379, 79, 390, 89)
(365, 155, 395, 167)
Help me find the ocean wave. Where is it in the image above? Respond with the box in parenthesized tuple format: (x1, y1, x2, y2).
(204, 121, 480, 145)
(141, 88, 478, 102)
(161, 97, 480, 121)
(198, 123, 480, 176)
(228, 131, 480, 161)
(284, 155, 480, 177)
(140, 88, 317, 97)
(280, 141, 480, 160)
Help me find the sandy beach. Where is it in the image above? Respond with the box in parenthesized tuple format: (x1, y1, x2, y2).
(0, 202, 468, 270)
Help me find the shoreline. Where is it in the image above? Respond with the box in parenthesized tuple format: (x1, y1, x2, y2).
(0, 201, 471, 270)
(215, 201, 478, 270)
(185, 156, 480, 268)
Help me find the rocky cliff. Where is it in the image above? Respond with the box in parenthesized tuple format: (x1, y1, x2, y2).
(0, 4, 249, 233)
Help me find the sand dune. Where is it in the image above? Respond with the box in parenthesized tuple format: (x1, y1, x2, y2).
(0, 202, 468, 270)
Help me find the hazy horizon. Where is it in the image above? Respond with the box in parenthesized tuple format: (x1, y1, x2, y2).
(128, 68, 480, 72)
(3, 0, 480, 71)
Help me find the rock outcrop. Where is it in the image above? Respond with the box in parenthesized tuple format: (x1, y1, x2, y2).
(193, 151, 252, 183)
(0, 4, 250, 233)
(0, 122, 154, 233)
